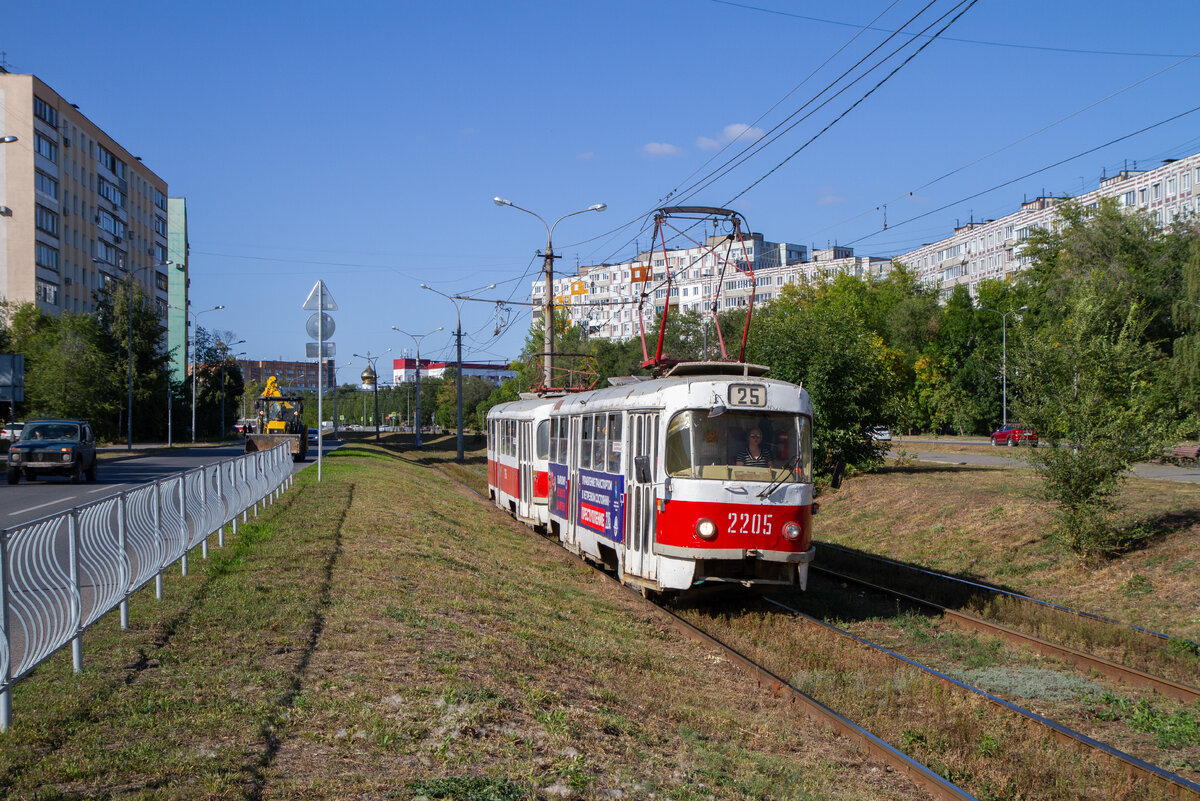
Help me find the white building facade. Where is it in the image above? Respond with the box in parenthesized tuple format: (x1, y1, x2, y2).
(534, 234, 890, 343)
(391, 357, 515, 385)
(895, 153, 1200, 296)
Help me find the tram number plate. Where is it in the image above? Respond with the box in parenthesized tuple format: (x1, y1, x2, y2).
(728, 512, 773, 536)
(728, 384, 767, 407)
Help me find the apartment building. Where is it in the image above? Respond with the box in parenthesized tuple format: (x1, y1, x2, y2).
(896, 152, 1200, 296)
(534, 233, 890, 343)
(239, 359, 336, 393)
(0, 71, 179, 329)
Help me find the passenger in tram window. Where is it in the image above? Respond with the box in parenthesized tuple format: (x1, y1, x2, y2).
(735, 427, 773, 468)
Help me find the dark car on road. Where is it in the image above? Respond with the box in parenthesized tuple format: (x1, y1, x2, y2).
(6, 419, 98, 484)
(990, 423, 1037, 447)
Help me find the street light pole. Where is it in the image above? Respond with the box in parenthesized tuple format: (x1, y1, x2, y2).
(95, 257, 172, 450)
(982, 305, 1028, 426)
(392, 326, 443, 448)
(353, 349, 391, 441)
(420, 284, 495, 462)
(171, 303, 225, 442)
(331, 360, 351, 440)
(217, 340, 245, 440)
(493, 198, 605, 388)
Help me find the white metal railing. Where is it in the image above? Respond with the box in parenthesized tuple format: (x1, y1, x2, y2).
(0, 443, 295, 730)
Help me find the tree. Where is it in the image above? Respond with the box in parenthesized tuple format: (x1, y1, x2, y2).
(1013, 278, 1177, 557)
(93, 277, 173, 442)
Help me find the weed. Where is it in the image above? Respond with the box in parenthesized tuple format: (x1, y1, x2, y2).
(405, 775, 528, 800)
(1089, 693, 1200, 748)
(1121, 574, 1154, 598)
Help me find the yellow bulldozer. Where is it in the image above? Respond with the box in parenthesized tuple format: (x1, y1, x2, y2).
(245, 376, 308, 462)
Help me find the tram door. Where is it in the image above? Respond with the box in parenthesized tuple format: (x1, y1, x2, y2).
(563, 415, 581, 552)
(518, 420, 533, 519)
(625, 412, 659, 581)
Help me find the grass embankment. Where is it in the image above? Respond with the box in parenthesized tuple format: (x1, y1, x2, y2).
(816, 462, 1200, 645)
(0, 437, 926, 801)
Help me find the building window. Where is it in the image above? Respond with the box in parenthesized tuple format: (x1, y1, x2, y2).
(155, 244, 168, 262)
(35, 170, 58, 200)
(154, 189, 167, 211)
(33, 97, 57, 127)
(35, 279, 59, 306)
(97, 208, 125, 239)
(1139, 187, 1148, 204)
(98, 176, 125, 207)
(155, 271, 169, 291)
(34, 133, 57, 163)
(35, 204, 59, 236)
(95, 240, 119, 266)
(36, 243, 59, 271)
(97, 146, 117, 173)
(154, 215, 167, 236)
(1168, 177, 1177, 196)
(1153, 183, 1161, 201)
(1124, 190, 1136, 206)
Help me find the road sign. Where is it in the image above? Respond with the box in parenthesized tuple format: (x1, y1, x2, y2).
(303, 281, 338, 311)
(306, 312, 335, 340)
(306, 342, 336, 358)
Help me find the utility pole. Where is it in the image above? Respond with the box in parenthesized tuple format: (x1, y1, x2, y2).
(542, 246, 557, 388)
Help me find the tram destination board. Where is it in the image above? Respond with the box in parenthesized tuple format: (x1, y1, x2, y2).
(728, 383, 767, 407)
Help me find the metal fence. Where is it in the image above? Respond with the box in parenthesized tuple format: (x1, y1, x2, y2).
(0, 443, 295, 730)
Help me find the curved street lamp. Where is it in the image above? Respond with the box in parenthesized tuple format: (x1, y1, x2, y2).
(94, 256, 172, 449)
(352, 349, 391, 441)
(981, 304, 1028, 426)
(392, 326, 443, 447)
(170, 303, 225, 442)
(0, 136, 17, 144)
(420, 284, 495, 462)
(493, 197, 605, 387)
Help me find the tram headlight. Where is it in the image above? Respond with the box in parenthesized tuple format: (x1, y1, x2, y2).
(783, 522, 801, 541)
(695, 518, 718, 540)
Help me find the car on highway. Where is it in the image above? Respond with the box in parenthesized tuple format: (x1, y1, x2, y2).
(990, 423, 1037, 446)
(6, 419, 98, 484)
(869, 426, 892, 442)
(308, 427, 319, 443)
(1, 422, 24, 441)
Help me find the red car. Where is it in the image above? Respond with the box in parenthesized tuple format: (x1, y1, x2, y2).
(991, 424, 1037, 446)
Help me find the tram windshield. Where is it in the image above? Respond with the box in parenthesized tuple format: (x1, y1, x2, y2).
(664, 410, 811, 483)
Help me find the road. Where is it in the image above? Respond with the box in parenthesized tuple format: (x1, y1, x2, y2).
(890, 440, 1200, 484)
(2, 439, 342, 529)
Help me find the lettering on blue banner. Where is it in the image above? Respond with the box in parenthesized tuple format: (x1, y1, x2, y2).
(576, 468, 625, 544)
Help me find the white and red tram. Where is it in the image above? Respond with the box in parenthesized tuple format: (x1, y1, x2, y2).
(487, 363, 816, 592)
(487, 396, 553, 529)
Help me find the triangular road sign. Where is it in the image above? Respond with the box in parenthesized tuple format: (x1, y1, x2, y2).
(303, 280, 338, 311)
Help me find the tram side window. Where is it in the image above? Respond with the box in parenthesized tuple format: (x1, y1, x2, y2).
(580, 414, 593, 470)
(536, 420, 550, 461)
(607, 413, 622, 473)
(505, 420, 516, 457)
(592, 413, 607, 469)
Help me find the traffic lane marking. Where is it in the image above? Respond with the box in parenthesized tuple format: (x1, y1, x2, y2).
(9, 497, 78, 516)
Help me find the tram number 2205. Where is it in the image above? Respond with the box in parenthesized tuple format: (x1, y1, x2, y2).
(729, 383, 767, 407)
(728, 512, 774, 536)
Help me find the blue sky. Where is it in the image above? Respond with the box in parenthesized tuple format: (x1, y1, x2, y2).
(6, 1, 1200, 376)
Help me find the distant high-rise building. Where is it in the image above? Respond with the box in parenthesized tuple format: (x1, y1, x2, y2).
(0, 70, 175, 321)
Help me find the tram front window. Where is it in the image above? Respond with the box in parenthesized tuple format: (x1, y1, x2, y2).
(665, 410, 811, 482)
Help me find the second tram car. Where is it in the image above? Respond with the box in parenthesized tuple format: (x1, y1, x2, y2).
(487, 363, 816, 593)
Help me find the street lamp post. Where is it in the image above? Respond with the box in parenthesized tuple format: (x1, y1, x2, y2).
(95, 257, 172, 450)
(217, 341, 246, 440)
(981, 305, 1028, 426)
(392, 326, 443, 448)
(420, 284, 495, 462)
(171, 303, 225, 442)
(330, 360, 352, 440)
(353, 349, 391, 441)
(493, 197, 605, 388)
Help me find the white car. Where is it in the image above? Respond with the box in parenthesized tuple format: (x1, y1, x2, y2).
(1, 422, 24, 441)
(869, 426, 892, 442)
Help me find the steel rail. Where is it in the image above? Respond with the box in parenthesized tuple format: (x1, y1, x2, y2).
(450, 474, 977, 800)
(817, 541, 1199, 651)
(813, 565, 1200, 704)
(765, 597, 1200, 800)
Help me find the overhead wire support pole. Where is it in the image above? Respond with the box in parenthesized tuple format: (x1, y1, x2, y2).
(421, 284, 495, 462)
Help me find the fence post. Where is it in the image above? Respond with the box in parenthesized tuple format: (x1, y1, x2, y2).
(118, 493, 129, 630)
(154, 480, 163, 600)
(179, 474, 189, 577)
(200, 468, 209, 561)
(216, 464, 225, 548)
(0, 528, 12, 731)
(68, 510, 83, 674)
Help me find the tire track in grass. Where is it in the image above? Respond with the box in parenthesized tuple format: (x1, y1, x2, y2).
(241, 480, 353, 801)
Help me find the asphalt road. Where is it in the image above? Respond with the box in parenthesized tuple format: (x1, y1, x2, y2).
(2, 439, 342, 529)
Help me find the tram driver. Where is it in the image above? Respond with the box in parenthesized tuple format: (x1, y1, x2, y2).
(735, 427, 773, 468)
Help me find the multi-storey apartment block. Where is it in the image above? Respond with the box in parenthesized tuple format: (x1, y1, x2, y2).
(0, 70, 178, 324)
(239, 359, 335, 393)
(534, 234, 890, 343)
(391, 358, 515, 385)
(896, 153, 1200, 296)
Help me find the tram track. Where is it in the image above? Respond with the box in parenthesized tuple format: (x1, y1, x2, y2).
(448, 463, 1200, 798)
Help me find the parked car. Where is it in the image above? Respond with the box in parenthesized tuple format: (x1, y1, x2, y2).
(990, 423, 1037, 446)
(869, 426, 892, 442)
(308, 428, 319, 443)
(7, 419, 98, 484)
(1, 422, 24, 441)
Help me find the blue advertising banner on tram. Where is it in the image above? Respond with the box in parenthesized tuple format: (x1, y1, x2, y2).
(549, 463, 569, 520)
(576, 468, 625, 544)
